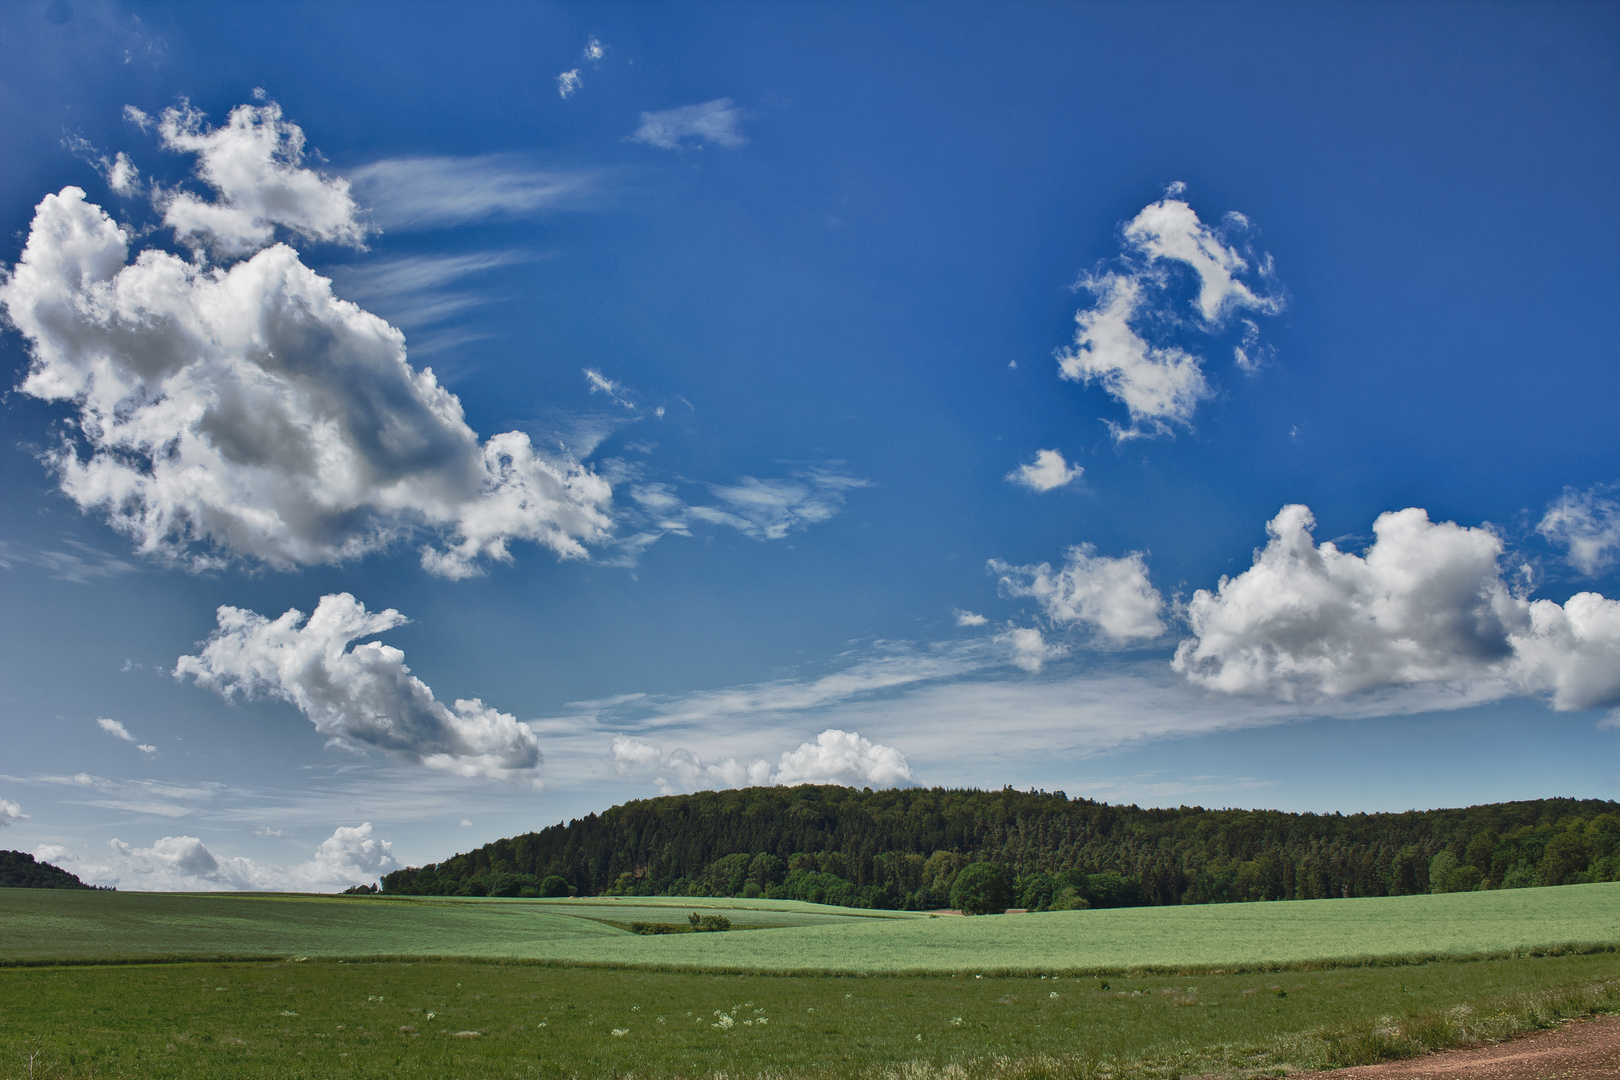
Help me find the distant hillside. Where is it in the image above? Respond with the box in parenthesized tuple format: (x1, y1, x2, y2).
(380, 786, 1620, 909)
(0, 850, 92, 890)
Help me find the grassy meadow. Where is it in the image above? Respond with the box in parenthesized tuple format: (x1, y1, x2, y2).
(1, 883, 1617, 1078)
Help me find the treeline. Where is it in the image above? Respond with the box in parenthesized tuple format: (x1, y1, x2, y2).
(379, 787, 1620, 910)
(0, 850, 92, 890)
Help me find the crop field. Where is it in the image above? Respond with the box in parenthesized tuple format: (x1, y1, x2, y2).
(1, 952, 1617, 1079)
(1, 884, 1617, 1078)
(3, 882, 1617, 973)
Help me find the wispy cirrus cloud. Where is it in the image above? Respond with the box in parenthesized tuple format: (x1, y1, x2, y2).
(630, 99, 748, 150)
(327, 250, 529, 329)
(26, 772, 226, 819)
(688, 470, 868, 541)
(349, 154, 597, 230)
(1539, 483, 1620, 577)
(605, 466, 868, 563)
(0, 540, 136, 584)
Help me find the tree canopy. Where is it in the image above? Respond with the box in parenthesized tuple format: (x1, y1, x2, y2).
(0, 850, 91, 890)
(380, 786, 1620, 910)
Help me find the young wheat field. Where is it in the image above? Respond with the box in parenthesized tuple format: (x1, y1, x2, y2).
(1, 883, 1617, 1078)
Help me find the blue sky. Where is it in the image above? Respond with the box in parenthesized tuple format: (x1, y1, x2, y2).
(1, 1, 1617, 891)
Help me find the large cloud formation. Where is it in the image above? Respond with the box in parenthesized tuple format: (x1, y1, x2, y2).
(611, 728, 912, 794)
(37, 822, 393, 892)
(0, 102, 612, 578)
(175, 593, 541, 780)
(1174, 504, 1620, 711)
(1058, 187, 1283, 439)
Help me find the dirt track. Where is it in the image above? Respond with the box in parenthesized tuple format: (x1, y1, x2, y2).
(1285, 1014, 1620, 1078)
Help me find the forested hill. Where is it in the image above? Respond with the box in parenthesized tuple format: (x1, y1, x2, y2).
(380, 787, 1620, 910)
(0, 850, 91, 889)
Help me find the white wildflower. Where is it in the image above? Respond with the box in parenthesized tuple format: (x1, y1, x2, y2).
(611, 1028, 629, 1037)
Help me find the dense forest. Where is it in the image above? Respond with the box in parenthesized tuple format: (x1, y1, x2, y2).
(380, 787, 1620, 910)
(0, 850, 91, 889)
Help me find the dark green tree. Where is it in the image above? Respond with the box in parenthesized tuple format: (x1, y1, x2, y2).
(950, 861, 1009, 915)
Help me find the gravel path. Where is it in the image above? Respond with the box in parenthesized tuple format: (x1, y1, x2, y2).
(1285, 1014, 1620, 1079)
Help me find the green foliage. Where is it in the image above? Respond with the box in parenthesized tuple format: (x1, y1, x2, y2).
(539, 874, 571, 898)
(0, 850, 91, 890)
(378, 788, 1620, 913)
(687, 911, 732, 932)
(950, 862, 1009, 915)
(1502, 862, 1539, 889)
(629, 921, 685, 934)
(0, 953, 1616, 1080)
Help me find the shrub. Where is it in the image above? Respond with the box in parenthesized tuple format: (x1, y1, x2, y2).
(538, 875, 571, 898)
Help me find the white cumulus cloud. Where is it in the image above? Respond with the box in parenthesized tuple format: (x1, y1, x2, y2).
(773, 729, 913, 787)
(1173, 503, 1620, 711)
(611, 728, 911, 794)
(155, 101, 368, 258)
(1510, 592, 1620, 712)
(557, 70, 582, 99)
(954, 609, 988, 627)
(39, 822, 394, 892)
(1121, 197, 1279, 323)
(96, 717, 156, 754)
(993, 546, 1167, 645)
(630, 99, 748, 150)
(175, 593, 541, 781)
(1539, 484, 1620, 576)
(0, 184, 612, 577)
(1006, 448, 1083, 492)
(1057, 188, 1283, 440)
(0, 798, 26, 828)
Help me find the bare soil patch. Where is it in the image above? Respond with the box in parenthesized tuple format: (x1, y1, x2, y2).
(1287, 1014, 1620, 1079)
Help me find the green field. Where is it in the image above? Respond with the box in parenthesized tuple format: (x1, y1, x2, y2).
(1, 952, 1616, 1079)
(1, 884, 1617, 1078)
(4, 882, 1617, 972)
